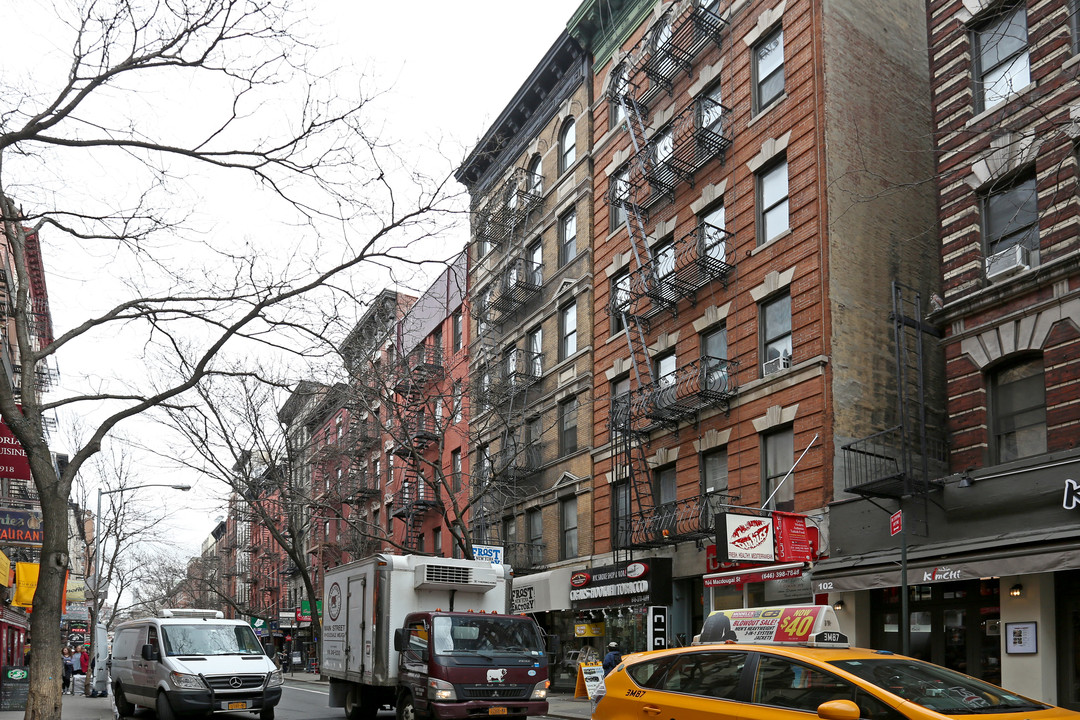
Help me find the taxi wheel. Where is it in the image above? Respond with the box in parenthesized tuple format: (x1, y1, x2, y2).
(156, 692, 177, 720)
(114, 684, 136, 718)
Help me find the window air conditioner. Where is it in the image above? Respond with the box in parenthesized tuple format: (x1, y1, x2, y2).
(762, 355, 791, 376)
(985, 244, 1030, 280)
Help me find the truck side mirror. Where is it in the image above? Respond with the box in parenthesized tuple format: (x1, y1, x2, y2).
(141, 644, 159, 662)
(393, 629, 405, 652)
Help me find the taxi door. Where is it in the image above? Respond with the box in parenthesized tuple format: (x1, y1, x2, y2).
(621, 650, 748, 720)
(735, 653, 912, 720)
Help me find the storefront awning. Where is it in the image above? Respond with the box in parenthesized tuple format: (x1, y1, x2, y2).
(811, 531, 1080, 593)
(512, 567, 574, 614)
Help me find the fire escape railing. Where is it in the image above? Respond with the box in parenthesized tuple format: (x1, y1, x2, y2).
(475, 167, 544, 251)
(493, 350, 543, 398)
(490, 256, 542, 320)
(494, 441, 542, 479)
(616, 490, 740, 549)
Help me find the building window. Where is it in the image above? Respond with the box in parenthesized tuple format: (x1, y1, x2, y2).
(1071, 0, 1080, 54)
(656, 465, 677, 508)
(654, 240, 675, 285)
(701, 204, 727, 263)
(654, 353, 677, 408)
(527, 509, 543, 565)
(983, 176, 1038, 277)
(763, 427, 795, 512)
(761, 292, 792, 376)
(526, 326, 543, 376)
(757, 158, 789, 244)
(611, 166, 629, 231)
(434, 527, 443, 556)
(610, 376, 631, 441)
(702, 326, 729, 392)
(559, 397, 579, 456)
(527, 154, 543, 196)
(991, 356, 1047, 463)
(560, 495, 578, 559)
(753, 26, 785, 112)
(527, 241, 543, 284)
(559, 209, 577, 266)
(452, 309, 463, 352)
(452, 381, 463, 423)
(503, 515, 517, 549)
(702, 448, 728, 494)
(559, 118, 577, 173)
(477, 286, 492, 338)
(613, 481, 631, 548)
(374, 458, 381, 490)
(611, 271, 630, 334)
(701, 82, 725, 136)
(559, 301, 577, 359)
(451, 448, 462, 492)
(973, 4, 1030, 111)
(610, 62, 629, 128)
(416, 533, 425, 553)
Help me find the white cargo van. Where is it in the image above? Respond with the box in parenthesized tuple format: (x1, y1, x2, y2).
(109, 609, 283, 720)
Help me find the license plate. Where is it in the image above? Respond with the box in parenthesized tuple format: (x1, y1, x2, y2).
(488, 708, 507, 715)
(227, 702, 248, 710)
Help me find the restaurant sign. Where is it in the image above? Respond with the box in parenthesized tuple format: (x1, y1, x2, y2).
(569, 558, 672, 610)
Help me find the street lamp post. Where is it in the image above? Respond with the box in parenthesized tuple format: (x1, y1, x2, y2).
(87, 483, 191, 696)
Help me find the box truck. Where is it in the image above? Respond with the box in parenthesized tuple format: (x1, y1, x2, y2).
(322, 554, 549, 720)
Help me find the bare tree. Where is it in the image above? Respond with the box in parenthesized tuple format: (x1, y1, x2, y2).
(0, 2, 458, 716)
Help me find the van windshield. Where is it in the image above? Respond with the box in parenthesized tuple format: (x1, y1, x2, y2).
(160, 624, 265, 656)
(432, 616, 544, 657)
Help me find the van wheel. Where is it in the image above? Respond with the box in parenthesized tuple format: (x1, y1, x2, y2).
(114, 684, 136, 717)
(396, 692, 420, 720)
(156, 692, 177, 720)
(260, 708, 275, 720)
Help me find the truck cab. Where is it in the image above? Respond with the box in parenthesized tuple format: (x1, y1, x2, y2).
(394, 611, 549, 720)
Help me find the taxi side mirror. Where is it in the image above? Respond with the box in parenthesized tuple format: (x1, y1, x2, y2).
(817, 700, 861, 720)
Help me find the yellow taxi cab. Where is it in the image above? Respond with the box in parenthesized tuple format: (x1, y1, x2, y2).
(592, 605, 1079, 720)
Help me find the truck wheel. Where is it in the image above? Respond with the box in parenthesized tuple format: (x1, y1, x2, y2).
(114, 684, 136, 717)
(156, 692, 177, 720)
(396, 692, 420, 720)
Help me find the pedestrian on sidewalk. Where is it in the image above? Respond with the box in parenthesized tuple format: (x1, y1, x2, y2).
(61, 647, 75, 695)
(602, 642, 622, 676)
(78, 645, 90, 695)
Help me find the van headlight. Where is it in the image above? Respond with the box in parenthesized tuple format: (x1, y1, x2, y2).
(427, 677, 456, 701)
(267, 670, 283, 688)
(530, 680, 549, 700)
(169, 672, 207, 690)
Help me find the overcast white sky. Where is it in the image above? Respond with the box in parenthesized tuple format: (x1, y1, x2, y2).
(8, 0, 585, 558)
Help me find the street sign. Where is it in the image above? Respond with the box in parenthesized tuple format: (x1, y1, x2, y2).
(890, 510, 902, 536)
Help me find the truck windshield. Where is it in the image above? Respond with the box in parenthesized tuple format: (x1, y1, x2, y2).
(829, 658, 1048, 714)
(161, 624, 266, 656)
(431, 616, 544, 656)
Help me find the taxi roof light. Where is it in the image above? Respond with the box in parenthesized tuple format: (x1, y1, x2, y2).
(697, 605, 848, 648)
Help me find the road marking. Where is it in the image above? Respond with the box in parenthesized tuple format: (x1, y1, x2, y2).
(284, 684, 329, 695)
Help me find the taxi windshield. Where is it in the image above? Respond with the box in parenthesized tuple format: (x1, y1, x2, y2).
(431, 616, 544, 656)
(829, 658, 1048, 714)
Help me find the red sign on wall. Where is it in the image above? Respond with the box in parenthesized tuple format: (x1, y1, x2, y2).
(773, 512, 814, 562)
(890, 510, 903, 536)
(0, 413, 31, 481)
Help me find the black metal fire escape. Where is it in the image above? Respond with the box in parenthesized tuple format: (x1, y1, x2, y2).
(392, 344, 445, 550)
(607, 2, 733, 564)
(470, 166, 544, 547)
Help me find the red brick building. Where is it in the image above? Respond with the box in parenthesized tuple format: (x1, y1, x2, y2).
(569, 0, 937, 650)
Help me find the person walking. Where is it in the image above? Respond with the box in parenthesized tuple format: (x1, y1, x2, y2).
(61, 647, 75, 695)
(602, 641, 623, 676)
(78, 645, 90, 695)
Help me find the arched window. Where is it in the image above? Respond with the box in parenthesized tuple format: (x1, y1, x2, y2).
(526, 154, 543, 196)
(559, 118, 576, 173)
(990, 355, 1046, 462)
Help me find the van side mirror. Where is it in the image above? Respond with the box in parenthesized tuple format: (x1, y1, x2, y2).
(393, 629, 405, 652)
(141, 644, 159, 662)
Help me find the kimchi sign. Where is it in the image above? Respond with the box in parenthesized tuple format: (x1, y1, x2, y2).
(715, 512, 776, 563)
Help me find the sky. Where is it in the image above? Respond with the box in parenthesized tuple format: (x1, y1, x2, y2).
(6, 0, 586, 560)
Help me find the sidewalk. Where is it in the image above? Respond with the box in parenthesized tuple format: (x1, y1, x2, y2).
(283, 672, 593, 719)
(0, 692, 113, 720)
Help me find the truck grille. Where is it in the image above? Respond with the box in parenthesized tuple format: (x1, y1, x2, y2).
(204, 674, 266, 691)
(459, 684, 529, 700)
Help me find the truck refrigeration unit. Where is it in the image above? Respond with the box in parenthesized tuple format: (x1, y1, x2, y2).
(322, 554, 549, 720)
